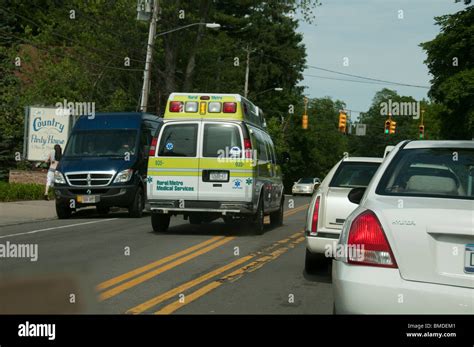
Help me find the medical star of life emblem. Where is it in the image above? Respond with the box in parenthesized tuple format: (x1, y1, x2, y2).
(246, 178, 252, 185)
(147, 176, 153, 183)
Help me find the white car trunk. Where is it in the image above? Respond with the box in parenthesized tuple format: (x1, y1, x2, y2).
(322, 187, 359, 230)
(374, 197, 474, 289)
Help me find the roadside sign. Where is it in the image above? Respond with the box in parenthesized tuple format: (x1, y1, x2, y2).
(24, 106, 72, 161)
(355, 124, 367, 136)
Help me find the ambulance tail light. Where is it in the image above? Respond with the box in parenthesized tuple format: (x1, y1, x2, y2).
(149, 137, 158, 156)
(244, 138, 252, 159)
(223, 102, 237, 113)
(169, 101, 183, 112)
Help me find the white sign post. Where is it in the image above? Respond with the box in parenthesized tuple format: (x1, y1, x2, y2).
(24, 106, 72, 161)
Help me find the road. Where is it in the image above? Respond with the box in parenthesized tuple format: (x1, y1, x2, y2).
(0, 196, 333, 314)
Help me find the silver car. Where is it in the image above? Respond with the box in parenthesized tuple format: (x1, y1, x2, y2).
(292, 177, 321, 196)
(333, 140, 474, 314)
(304, 157, 383, 272)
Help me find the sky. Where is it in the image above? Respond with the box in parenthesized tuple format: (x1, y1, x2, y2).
(297, 0, 464, 116)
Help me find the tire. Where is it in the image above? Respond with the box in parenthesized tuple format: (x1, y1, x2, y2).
(305, 248, 327, 274)
(151, 213, 170, 233)
(252, 197, 265, 235)
(270, 197, 284, 227)
(128, 187, 144, 218)
(96, 206, 110, 215)
(56, 202, 71, 219)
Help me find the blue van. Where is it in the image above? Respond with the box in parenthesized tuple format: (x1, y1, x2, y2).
(53, 112, 162, 219)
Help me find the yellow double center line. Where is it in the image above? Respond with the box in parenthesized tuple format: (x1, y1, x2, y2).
(155, 235, 305, 314)
(126, 231, 305, 314)
(97, 203, 308, 302)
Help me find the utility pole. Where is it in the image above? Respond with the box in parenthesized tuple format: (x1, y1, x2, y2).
(243, 45, 255, 98)
(140, 0, 159, 112)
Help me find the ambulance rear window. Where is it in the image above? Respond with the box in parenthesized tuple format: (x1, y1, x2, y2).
(158, 124, 198, 157)
(203, 123, 242, 157)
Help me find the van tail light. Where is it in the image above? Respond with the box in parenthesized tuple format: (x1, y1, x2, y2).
(149, 137, 158, 156)
(244, 138, 252, 159)
(223, 102, 237, 113)
(310, 196, 320, 235)
(347, 210, 398, 268)
(169, 101, 183, 112)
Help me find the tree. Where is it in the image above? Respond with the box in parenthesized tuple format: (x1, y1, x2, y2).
(348, 89, 441, 157)
(420, 6, 474, 139)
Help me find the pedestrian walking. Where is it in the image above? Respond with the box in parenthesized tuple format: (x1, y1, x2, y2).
(44, 144, 62, 200)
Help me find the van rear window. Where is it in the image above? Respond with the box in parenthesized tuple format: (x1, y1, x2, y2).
(158, 124, 198, 157)
(203, 124, 242, 157)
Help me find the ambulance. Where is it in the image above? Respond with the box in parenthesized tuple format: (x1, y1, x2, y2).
(146, 93, 286, 234)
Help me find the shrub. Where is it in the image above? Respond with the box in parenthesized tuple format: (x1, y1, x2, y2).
(0, 182, 54, 202)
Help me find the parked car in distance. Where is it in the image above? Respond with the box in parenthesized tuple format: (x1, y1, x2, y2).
(333, 140, 474, 314)
(292, 177, 321, 196)
(304, 156, 382, 272)
(54, 112, 162, 219)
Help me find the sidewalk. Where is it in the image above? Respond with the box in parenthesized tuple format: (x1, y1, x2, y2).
(0, 200, 57, 227)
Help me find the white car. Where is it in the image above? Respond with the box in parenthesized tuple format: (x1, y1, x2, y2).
(292, 177, 321, 196)
(304, 157, 382, 272)
(333, 140, 474, 314)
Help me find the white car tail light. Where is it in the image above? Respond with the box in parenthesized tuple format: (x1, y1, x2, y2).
(347, 210, 398, 268)
(309, 196, 320, 236)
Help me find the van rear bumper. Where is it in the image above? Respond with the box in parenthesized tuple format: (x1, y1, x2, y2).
(149, 200, 254, 214)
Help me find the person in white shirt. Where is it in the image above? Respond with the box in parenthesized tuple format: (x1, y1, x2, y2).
(44, 144, 62, 200)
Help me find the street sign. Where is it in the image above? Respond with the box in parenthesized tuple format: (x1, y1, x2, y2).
(355, 124, 367, 136)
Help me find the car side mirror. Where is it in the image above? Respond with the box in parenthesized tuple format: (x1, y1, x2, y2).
(348, 187, 366, 205)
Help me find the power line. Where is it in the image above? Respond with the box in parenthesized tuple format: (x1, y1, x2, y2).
(302, 73, 415, 87)
(305, 64, 430, 89)
(260, 52, 430, 89)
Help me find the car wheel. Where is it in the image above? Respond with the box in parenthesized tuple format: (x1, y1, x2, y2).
(56, 202, 71, 219)
(305, 248, 327, 273)
(151, 213, 170, 233)
(252, 198, 265, 235)
(270, 197, 284, 227)
(128, 187, 144, 218)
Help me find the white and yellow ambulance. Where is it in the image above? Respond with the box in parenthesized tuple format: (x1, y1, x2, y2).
(146, 93, 285, 234)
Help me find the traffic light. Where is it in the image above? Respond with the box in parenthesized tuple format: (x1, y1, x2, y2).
(389, 120, 396, 134)
(384, 120, 391, 134)
(338, 112, 347, 133)
(302, 114, 308, 129)
(419, 125, 425, 139)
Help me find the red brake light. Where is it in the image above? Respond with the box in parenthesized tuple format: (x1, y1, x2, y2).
(223, 102, 237, 113)
(347, 210, 397, 268)
(310, 197, 320, 235)
(169, 101, 183, 112)
(244, 138, 252, 158)
(149, 137, 158, 156)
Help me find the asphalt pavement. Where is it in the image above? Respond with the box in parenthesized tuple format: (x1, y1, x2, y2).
(0, 195, 333, 314)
